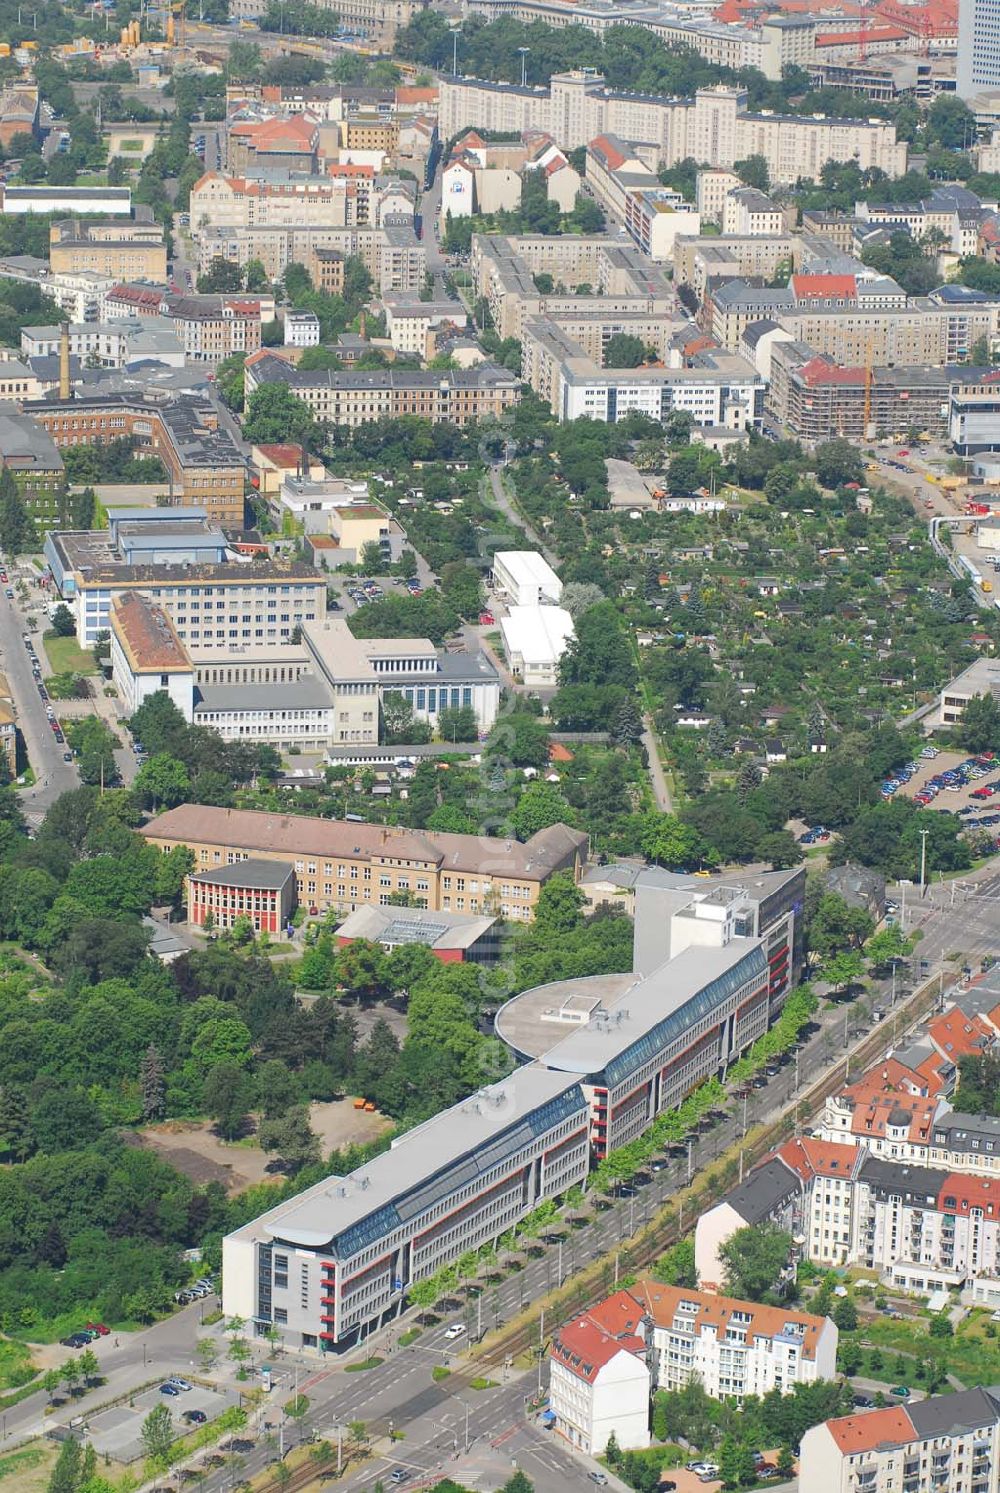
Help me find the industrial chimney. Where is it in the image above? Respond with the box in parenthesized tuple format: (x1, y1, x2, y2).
(58, 322, 70, 401)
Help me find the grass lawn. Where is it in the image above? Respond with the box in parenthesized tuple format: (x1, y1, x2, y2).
(0, 1444, 56, 1492)
(42, 633, 96, 675)
(0, 1339, 35, 1390)
(859, 1309, 1000, 1387)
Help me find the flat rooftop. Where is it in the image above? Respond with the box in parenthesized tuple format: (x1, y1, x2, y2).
(497, 937, 767, 1082)
(112, 591, 189, 673)
(227, 1062, 586, 1258)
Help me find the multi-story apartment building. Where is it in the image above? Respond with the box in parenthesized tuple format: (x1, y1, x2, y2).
(766, 340, 955, 443)
(711, 282, 1000, 365)
(48, 217, 168, 283)
(189, 172, 381, 233)
(521, 319, 763, 428)
(144, 805, 588, 923)
(550, 1279, 837, 1451)
(229, 0, 417, 46)
(471, 233, 676, 340)
(439, 76, 906, 186)
(634, 1280, 837, 1399)
(800, 1389, 1000, 1493)
(721, 187, 786, 237)
(674, 234, 801, 298)
(0, 410, 68, 527)
(196, 222, 425, 293)
(242, 352, 521, 428)
(549, 1292, 651, 1456)
(32, 395, 247, 527)
(951, 378, 1000, 455)
(160, 296, 263, 364)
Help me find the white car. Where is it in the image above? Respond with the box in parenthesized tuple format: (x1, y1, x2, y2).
(444, 1323, 466, 1340)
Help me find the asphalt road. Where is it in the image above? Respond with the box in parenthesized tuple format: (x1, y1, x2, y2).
(0, 568, 79, 817)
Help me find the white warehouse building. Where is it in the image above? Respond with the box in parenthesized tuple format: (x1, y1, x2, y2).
(492, 550, 563, 608)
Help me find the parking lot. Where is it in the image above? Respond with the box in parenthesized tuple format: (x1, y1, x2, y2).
(884, 748, 1000, 845)
(84, 1380, 241, 1462)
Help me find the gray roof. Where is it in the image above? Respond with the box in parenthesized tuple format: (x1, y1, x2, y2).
(724, 1155, 800, 1226)
(194, 678, 334, 714)
(0, 410, 64, 470)
(908, 1387, 1000, 1439)
(933, 1110, 1000, 1150)
(856, 1154, 942, 1203)
(336, 902, 497, 950)
(189, 857, 295, 890)
(233, 1062, 585, 1258)
(541, 938, 767, 1085)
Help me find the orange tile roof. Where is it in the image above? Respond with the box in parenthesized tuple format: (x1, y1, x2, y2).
(630, 1280, 828, 1360)
(938, 1171, 1000, 1215)
(776, 1136, 862, 1181)
(815, 24, 908, 43)
(254, 443, 307, 468)
(827, 1407, 914, 1455)
(589, 134, 628, 170)
(929, 1009, 995, 1060)
(396, 86, 438, 104)
(551, 1291, 647, 1384)
(791, 273, 857, 301)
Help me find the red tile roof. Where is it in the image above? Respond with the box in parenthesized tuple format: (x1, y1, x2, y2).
(815, 24, 908, 43)
(776, 1136, 862, 1182)
(937, 1171, 1000, 1216)
(928, 1009, 995, 1060)
(826, 1407, 914, 1455)
(550, 1291, 646, 1384)
(589, 134, 628, 170)
(791, 273, 857, 301)
(254, 443, 307, 469)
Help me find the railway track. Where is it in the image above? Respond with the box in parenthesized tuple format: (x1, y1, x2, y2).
(474, 974, 942, 1370)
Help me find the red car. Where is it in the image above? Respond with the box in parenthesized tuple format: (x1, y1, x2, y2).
(897, 449, 910, 457)
(85, 1322, 110, 1336)
(479, 611, 495, 625)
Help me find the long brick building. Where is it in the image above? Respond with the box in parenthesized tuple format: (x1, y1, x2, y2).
(142, 805, 588, 922)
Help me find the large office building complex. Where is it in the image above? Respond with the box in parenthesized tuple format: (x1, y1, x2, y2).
(220, 866, 805, 1350)
(958, 0, 1000, 98)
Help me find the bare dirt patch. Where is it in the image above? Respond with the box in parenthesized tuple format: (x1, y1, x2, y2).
(309, 1096, 392, 1154)
(134, 1101, 390, 1194)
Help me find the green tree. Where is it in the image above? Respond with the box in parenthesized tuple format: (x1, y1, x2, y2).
(51, 604, 76, 638)
(719, 1435, 757, 1489)
(140, 1402, 174, 1465)
(257, 1059, 300, 1119)
(243, 383, 315, 447)
(604, 333, 647, 368)
(734, 154, 769, 189)
(814, 437, 865, 489)
(203, 1061, 254, 1140)
(134, 753, 191, 810)
(78, 1347, 99, 1384)
(509, 782, 575, 841)
(756, 831, 804, 869)
(640, 812, 714, 870)
(959, 692, 1000, 753)
(258, 1105, 321, 1173)
(437, 704, 478, 742)
(718, 1223, 792, 1301)
(833, 1296, 858, 1332)
(48, 1437, 82, 1493)
(823, 949, 865, 993)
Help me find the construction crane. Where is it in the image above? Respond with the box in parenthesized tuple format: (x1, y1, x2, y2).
(166, 0, 185, 48)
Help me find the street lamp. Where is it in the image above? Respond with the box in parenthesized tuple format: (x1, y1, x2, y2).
(517, 45, 530, 86)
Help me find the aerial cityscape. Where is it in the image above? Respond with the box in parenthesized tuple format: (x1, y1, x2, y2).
(2, 1, 1000, 1492)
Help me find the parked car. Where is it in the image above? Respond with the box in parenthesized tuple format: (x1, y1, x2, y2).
(159, 1383, 180, 1396)
(853, 1395, 875, 1408)
(60, 1333, 90, 1348)
(183, 1410, 208, 1425)
(390, 1471, 408, 1485)
(85, 1322, 110, 1336)
(587, 1474, 608, 1486)
(891, 1385, 911, 1398)
(167, 1376, 192, 1391)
